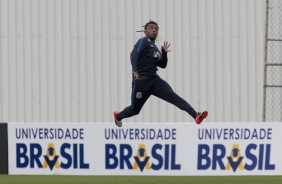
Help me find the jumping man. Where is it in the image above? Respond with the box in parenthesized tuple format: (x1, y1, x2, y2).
(114, 20, 208, 127)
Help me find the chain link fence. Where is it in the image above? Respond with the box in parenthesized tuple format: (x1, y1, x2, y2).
(263, 0, 282, 121)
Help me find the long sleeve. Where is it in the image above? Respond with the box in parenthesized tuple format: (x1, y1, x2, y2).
(157, 49, 168, 68)
(130, 38, 147, 72)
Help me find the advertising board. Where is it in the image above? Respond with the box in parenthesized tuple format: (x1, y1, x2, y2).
(8, 122, 282, 175)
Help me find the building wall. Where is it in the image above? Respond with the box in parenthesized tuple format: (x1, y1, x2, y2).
(0, 0, 266, 122)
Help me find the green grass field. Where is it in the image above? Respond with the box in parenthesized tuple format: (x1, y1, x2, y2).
(0, 175, 282, 184)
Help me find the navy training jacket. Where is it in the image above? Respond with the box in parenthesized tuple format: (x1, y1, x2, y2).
(130, 37, 167, 76)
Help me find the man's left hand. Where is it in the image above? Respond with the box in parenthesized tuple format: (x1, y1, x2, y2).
(161, 41, 171, 52)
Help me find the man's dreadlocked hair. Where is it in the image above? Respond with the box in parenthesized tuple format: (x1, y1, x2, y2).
(136, 20, 158, 32)
(144, 20, 158, 29)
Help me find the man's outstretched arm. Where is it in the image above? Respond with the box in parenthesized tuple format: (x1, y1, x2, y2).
(158, 41, 171, 68)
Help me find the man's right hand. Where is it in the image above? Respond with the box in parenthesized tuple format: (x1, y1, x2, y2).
(132, 71, 139, 79)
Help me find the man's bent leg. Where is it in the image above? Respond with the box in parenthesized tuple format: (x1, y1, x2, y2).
(116, 80, 151, 121)
(152, 76, 197, 119)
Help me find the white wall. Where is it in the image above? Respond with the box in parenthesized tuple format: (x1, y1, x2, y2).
(0, 0, 266, 122)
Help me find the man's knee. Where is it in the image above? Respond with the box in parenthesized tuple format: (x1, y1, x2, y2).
(168, 90, 175, 96)
(131, 106, 141, 115)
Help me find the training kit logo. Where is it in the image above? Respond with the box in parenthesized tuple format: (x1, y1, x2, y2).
(105, 128, 180, 172)
(197, 128, 276, 172)
(136, 92, 142, 99)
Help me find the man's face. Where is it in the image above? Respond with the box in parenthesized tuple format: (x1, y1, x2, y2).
(144, 24, 159, 40)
